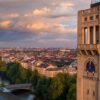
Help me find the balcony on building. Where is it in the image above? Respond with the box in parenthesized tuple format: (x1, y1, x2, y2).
(78, 24, 100, 55)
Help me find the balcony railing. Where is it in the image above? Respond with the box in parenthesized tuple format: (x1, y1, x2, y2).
(78, 44, 97, 50)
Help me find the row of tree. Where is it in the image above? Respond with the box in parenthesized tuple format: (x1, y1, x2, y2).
(35, 73, 76, 100)
(0, 61, 76, 100)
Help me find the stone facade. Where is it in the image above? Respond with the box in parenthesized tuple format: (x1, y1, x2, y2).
(77, 1, 100, 100)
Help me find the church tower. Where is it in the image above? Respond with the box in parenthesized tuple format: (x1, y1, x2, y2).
(77, 0, 100, 100)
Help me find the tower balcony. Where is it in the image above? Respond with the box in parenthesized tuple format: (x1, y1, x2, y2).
(78, 44, 97, 50)
(78, 44, 100, 55)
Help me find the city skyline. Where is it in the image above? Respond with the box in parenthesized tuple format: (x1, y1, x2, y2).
(0, 0, 90, 48)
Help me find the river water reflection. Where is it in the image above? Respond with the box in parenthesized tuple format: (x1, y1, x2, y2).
(16, 92, 35, 100)
(0, 92, 35, 100)
(0, 79, 35, 100)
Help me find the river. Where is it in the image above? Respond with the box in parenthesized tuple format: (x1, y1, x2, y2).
(0, 92, 35, 100)
(15, 92, 35, 100)
(0, 79, 35, 100)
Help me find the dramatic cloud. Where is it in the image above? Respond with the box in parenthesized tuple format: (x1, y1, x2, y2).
(24, 2, 75, 18)
(0, 0, 91, 48)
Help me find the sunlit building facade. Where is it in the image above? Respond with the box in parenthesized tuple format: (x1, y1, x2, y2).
(77, 0, 100, 100)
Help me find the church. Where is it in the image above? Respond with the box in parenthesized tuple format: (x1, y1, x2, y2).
(77, 0, 100, 100)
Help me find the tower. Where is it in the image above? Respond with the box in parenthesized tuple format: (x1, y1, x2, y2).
(77, 0, 100, 100)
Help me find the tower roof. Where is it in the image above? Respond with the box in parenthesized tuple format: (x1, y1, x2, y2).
(91, 0, 100, 7)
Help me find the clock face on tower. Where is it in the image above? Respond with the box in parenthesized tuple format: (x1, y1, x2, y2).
(86, 61, 95, 73)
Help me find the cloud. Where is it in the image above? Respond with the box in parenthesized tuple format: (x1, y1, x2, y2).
(26, 22, 49, 31)
(24, 7, 50, 17)
(0, 13, 19, 20)
(0, 36, 77, 48)
(60, 2, 75, 7)
(33, 7, 50, 16)
(0, 20, 12, 29)
(0, 30, 35, 42)
(24, 2, 75, 18)
(0, 0, 91, 48)
(1, 18, 76, 34)
(50, 2, 75, 18)
(15, 21, 77, 34)
(7, 13, 19, 18)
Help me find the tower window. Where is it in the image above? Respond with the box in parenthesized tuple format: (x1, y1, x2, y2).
(84, 17, 87, 21)
(84, 27, 88, 44)
(96, 15, 99, 19)
(90, 27, 94, 44)
(96, 26, 99, 43)
(90, 16, 93, 20)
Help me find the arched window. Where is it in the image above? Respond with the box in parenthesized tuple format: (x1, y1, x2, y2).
(86, 61, 95, 73)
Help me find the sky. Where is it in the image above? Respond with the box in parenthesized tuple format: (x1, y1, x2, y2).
(0, 0, 91, 48)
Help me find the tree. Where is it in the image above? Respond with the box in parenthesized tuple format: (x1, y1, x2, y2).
(49, 73, 76, 100)
(0, 61, 7, 72)
(48, 76, 64, 100)
(6, 62, 22, 83)
(19, 68, 27, 83)
(25, 68, 33, 83)
(31, 69, 40, 89)
(36, 76, 51, 100)
(55, 73, 71, 100)
(66, 84, 76, 100)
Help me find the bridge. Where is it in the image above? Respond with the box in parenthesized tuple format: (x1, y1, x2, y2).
(5, 84, 34, 93)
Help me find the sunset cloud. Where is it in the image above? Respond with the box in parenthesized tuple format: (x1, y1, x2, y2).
(0, 0, 90, 48)
(33, 8, 50, 16)
(24, 2, 76, 18)
(0, 20, 12, 29)
(26, 22, 49, 31)
(0, 13, 19, 20)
